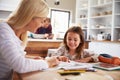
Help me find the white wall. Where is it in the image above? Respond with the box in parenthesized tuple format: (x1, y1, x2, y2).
(0, 0, 76, 23)
(46, 0, 76, 23)
(89, 42, 120, 57)
(0, 0, 20, 11)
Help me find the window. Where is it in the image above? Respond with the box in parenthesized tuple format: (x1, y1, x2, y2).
(50, 9, 70, 38)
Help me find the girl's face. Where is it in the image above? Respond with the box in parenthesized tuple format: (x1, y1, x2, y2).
(26, 17, 46, 33)
(66, 32, 81, 50)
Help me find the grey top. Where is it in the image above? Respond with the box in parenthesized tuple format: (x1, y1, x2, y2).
(0, 22, 48, 80)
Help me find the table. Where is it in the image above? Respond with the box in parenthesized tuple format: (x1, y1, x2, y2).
(18, 68, 120, 80)
(25, 39, 62, 57)
(25, 38, 90, 58)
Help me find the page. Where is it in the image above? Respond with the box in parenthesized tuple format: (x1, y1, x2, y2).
(57, 61, 93, 70)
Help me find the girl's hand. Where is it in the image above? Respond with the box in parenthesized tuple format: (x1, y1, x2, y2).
(57, 56, 69, 62)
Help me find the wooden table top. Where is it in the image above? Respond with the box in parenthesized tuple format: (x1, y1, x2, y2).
(18, 68, 120, 80)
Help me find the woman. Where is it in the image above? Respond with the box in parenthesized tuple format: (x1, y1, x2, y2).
(0, 0, 59, 80)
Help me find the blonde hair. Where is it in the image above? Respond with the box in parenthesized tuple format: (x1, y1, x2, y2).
(20, 31, 28, 49)
(7, 0, 49, 29)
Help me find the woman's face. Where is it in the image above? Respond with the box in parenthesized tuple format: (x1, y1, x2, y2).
(26, 17, 46, 33)
(66, 32, 81, 50)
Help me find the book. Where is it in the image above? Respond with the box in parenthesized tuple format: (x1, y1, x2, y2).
(93, 62, 120, 70)
(57, 61, 94, 71)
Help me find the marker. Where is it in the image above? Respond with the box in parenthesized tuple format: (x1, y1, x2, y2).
(60, 68, 96, 73)
(64, 70, 86, 73)
(57, 70, 81, 75)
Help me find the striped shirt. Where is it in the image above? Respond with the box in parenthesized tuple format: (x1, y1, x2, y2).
(0, 22, 48, 80)
(56, 46, 99, 61)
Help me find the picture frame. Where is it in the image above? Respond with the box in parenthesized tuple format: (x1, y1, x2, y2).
(82, 29, 87, 40)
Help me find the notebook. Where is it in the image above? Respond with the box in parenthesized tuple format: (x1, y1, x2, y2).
(93, 62, 120, 70)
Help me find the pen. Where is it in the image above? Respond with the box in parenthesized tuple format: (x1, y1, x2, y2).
(86, 69, 96, 72)
(86, 68, 96, 72)
(64, 68, 96, 72)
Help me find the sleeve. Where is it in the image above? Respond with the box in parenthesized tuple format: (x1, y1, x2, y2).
(0, 39, 48, 73)
(56, 46, 66, 56)
(83, 49, 99, 62)
(46, 25, 52, 33)
(91, 54, 99, 62)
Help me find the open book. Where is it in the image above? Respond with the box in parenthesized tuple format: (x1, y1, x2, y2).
(93, 62, 120, 70)
(57, 61, 93, 70)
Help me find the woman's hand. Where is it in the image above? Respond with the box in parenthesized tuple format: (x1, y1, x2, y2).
(48, 34, 54, 39)
(45, 56, 60, 68)
(44, 33, 49, 38)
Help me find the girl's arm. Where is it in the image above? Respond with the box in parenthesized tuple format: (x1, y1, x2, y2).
(75, 57, 93, 63)
(75, 50, 99, 63)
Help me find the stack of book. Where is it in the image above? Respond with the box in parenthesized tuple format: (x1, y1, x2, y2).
(93, 62, 120, 71)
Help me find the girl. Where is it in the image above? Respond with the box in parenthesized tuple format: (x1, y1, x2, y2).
(56, 26, 120, 65)
(56, 26, 98, 62)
